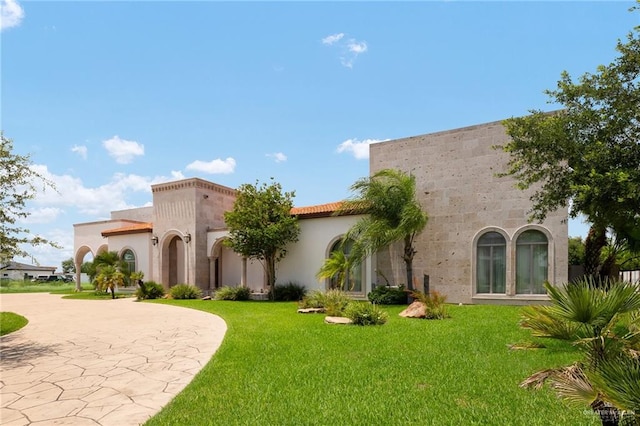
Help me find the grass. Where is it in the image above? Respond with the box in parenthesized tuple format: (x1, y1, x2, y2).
(0, 311, 28, 335)
(144, 301, 599, 426)
(0, 280, 93, 294)
(62, 290, 136, 300)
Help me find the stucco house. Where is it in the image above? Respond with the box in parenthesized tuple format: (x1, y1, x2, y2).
(73, 119, 568, 304)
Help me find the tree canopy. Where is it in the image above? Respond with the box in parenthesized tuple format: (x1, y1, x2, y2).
(338, 168, 428, 291)
(499, 11, 640, 277)
(0, 133, 58, 263)
(224, 179, 300, 290)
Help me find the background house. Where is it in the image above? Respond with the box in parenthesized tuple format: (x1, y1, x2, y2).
(0, 261, 57, 281)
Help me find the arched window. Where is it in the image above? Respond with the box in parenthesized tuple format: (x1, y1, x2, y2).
(516, 230, 548, 294)
(328, 239, 362, 293)
(122, 249, 136, 275)
(476, 232, 506, 294)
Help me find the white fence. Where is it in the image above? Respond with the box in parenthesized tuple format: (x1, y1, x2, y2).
(620, 270, 640, 283)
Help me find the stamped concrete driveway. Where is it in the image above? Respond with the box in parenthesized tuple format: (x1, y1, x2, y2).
(0, 293, 226, 426)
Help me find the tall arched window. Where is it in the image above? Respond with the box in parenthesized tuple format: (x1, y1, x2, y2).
(476, 232, 506, 294)
(328, 239, 362, 293)
(516, 230, 548, 294)
(122, 249, 136, 275)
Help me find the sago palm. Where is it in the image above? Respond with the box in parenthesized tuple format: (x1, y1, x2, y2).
(520, 278, 640, 426)
(95, 265, 126, 299)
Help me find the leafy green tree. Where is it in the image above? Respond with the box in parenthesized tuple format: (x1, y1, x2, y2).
(339, 169, 428, 291)
(61, 257, 75, 273)
(499, 14, 640, 278)
(0, 133, 58, 262)
(520, 278, 640, 426)
(568, 237, 585, 265)
(224, 179, 300, 293)
(81, 261, 92, 274)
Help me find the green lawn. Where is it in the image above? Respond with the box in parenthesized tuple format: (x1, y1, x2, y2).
(144, 301, 598, 426)
(0, 311, 28, 335)
(0, 280, 93, 294)
(62, 290, 136, 300)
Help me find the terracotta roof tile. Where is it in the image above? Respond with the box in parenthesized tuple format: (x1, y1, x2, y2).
(101, 222, 153, 237)
(290, 201, 363, 218)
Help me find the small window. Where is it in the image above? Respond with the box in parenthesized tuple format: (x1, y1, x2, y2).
(122, 249, 136, 275)
(516, 230, 548, 294)
(476, 232, 506, 294)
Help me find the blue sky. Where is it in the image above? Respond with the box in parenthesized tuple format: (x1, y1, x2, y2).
(2, 0, 637, 270)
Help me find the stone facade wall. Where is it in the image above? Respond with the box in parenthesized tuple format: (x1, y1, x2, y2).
(370, 120, 568, 304)
(150, 178, 236, 288)
(110, 206, 153, 222)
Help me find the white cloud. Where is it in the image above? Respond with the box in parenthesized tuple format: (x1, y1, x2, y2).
(71, 145, 88, 160)
(22, 207, 63, 224)
(347, 40, 368, 54)
(27, 164, 165, 217)
(266, 152, 287, 163)
(322, 32, 368, 68)
(186, 158, 236, 174)
(322, 33, 344, 45)
(171, 170, 185, 180)
(103, 135, 144, 164)
(1, 0, 24, 31)
(336, 138, 387, 160)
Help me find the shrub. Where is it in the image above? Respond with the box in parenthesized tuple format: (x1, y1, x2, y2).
(270, 282, 307, 301)
(412, 290, 449, 319)
(300, 289, 351, 316)
(345, 301, 388, 326)
(170, 284, 202, 300)
(136, 281, 165, 300)
(299, 290, 325, 309)
(215, 286, 251, 301)
(368, 285, 408, 305)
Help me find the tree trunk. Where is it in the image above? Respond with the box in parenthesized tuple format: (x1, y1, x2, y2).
(265, 255, 276, 300)
(110, 286, 115, 299)
(591, 399, 620, 426)
(403, 235, 415, 291)
(584, 224, 607, 282)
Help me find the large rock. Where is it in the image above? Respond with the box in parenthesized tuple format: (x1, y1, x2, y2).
(399, 301, 427, 318)
(297, 308, 325, 314)
(324, 316, 353, 325)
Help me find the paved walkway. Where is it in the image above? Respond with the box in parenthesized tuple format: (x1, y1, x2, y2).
(0, 293, 226, 426)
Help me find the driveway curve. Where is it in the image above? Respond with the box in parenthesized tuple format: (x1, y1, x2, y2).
(0, 293, 226, 426)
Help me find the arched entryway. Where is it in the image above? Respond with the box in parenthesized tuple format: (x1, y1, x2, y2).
(159, 234, 188, 287)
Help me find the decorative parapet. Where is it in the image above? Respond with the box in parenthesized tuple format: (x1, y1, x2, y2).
(151, 177, 236, 196)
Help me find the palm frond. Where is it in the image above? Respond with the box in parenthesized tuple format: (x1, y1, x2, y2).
(521, 364, 599, 406)
(588, 352, 640, 414)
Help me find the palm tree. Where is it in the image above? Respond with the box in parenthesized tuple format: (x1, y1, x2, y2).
(316, 248, 352, 290)
(87, 251, 125, 283)
(338, 169, 428, 291)
(95, 265, 125, 299)
(519, 278, 640, 425)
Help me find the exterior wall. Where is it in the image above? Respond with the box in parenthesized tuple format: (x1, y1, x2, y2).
(151, 178, 236, 289)
(102, 233, 152, 281)
(370, 120, 568, 304)
(111, 206, 153, 222)
(277, 214, 373, 297)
